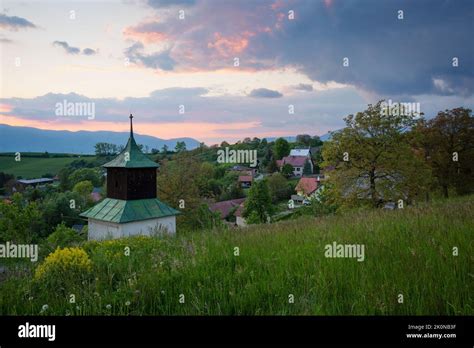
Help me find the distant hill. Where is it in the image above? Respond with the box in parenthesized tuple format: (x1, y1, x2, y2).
(0, 124, 200, 154)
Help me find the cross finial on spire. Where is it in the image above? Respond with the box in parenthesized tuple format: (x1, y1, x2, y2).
(129, 113, 134, 137)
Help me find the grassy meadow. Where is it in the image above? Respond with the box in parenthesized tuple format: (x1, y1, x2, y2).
(0, 154, 97, 178)
(0, 195, 472, 315)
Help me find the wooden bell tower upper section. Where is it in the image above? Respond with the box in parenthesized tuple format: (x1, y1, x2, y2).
(103, 114, 159, 200)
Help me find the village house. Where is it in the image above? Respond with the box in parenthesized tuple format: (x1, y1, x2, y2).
(15, 178, 54, 191)
(292, 177, 323, 203)
(276, 148, 314, 177)
(289, 148, 312, 158)
(80, 115, 180, 240)
(209, 198, 245, 219)
(209, 198, 246, 226)
(295, 177, 320, 197)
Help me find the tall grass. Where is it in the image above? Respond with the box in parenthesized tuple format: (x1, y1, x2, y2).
(0, 196, 472, 315)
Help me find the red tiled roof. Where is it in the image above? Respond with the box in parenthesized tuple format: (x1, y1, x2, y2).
(281, 156, 307, 167)
(295, 177, 318, 195)
(210, 198, 246, 219)
(238, 175, 253, 182)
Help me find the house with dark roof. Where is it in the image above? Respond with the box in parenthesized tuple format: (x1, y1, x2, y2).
(80, 114, 180, 240)
(277, 156, 311, 177)
(209, 198, 248, 227)
(209, 198, 246, 220)
(16, 178, 54, 190)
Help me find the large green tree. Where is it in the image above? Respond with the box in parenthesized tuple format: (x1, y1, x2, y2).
(322, 100, 431, 208)
(243, 180, 273, 223)
(412, 107, 474, 197)
(0, 193, 44, 243)
(267, 173, 291, 203)
(274, 138, 290, 160)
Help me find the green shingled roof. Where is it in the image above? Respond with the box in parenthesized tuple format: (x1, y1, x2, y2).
(80, 198, 180, 223)
(103, 135, 159, 168)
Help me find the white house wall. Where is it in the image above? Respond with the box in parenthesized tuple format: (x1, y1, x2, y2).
(88, 216, 176, 241)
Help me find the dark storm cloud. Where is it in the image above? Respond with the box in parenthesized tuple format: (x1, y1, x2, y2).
(249, 0, 474, 96)
(133, 0, 473, 96)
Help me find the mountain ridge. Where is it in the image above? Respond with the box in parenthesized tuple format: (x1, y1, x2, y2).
(0, 124, 201, 154)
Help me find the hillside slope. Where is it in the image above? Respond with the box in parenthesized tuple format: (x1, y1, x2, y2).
(0, 196, 472, 315)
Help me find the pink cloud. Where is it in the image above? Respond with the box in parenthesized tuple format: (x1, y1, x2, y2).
(207, 32, 254, 58)
(123, 26, 169, 44)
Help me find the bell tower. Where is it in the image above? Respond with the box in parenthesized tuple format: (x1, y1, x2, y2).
(80, 114, 179, 241)
(104, 114, 158, 200)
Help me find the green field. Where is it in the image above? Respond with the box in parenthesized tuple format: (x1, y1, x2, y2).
(0, 195, 472, 315)
(0, 155, 97, 178)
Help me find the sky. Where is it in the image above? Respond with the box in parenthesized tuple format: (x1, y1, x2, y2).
(0, 0, 473, 144)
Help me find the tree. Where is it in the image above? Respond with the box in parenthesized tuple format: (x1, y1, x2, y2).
(0, 193, 44, 243)
(69, 168, 102, 188)
(309, 184, 338, 217)
(228, 182, 245, 199)
(266, 158, 278, 173)
(175, 141, 187, 153)
(310, 135, 323, 147)
(46, 223, 84, 251)
(94, 142, 118, 156)
(296, 134, 312, 146)
(412, 107, 474, 197)
(274, 138, 290, 160)
(41, 191, 83, 233)
(0, 172, 14, 188)
(157, 154, 206, 229)
(73, 180, 93, 196)
(73, 180, 94, 206)
(281, 163, 294, 178)
(243, 180, 273, 223)
(195, 162, 215, 197)
(267, 173, 291, 203)
(303, 160, 313, 175)
(161, 144, 169, 154)
(322, 100, 431, 209)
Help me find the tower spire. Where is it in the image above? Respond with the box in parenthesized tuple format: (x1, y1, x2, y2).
(129, 113, 134, 137)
